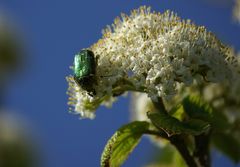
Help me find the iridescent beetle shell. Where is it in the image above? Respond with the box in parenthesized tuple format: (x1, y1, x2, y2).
(73, 49, 97, 95)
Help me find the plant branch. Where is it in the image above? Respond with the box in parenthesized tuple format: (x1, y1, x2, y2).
(170, 135, 198, 167)
(151, 97, 168, 114)
(151, 97, 200, 167)
(146, 129, 199, 167)
(144, 129, 169, 139)
(193, 132, 211, 167)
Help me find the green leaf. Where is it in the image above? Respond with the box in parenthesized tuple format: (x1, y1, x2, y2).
(182, 96, 212, 120)
(212, 132, 240, 163)
(169, 105, 185, 121)
(183, 96, 231, 131)
(147, 111, 210, 136)
(101, 121, 150, 167)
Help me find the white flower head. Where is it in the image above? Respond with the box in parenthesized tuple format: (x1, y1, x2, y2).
(67, 6, 236, 119)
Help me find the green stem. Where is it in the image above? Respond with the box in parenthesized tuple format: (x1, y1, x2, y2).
(193, 133, 211, 167)
(151, 97, 168, 114)
(151, 97, 200, 167)
(144, 129, 169, 139)
(146, 129, 199, 167)
(170, 135, 198, 167)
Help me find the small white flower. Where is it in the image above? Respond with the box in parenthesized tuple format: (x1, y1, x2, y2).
(167, 49, 240, 131)
(67, 6, 236, 119)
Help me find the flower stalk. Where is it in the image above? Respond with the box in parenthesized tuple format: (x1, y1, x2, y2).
(151, 97, 211, 167)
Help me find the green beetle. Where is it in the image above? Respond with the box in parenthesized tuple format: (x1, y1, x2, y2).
(73, 49, 124, 97)
(73, 49, 97, 96)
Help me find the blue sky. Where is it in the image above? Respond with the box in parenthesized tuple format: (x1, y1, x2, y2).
(0, 1, 240, 167)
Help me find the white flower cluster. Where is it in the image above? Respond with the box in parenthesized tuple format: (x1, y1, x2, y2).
(67, 6, 236, 119)
(203, 52, 240, 123)
(131, 60, 240, 147)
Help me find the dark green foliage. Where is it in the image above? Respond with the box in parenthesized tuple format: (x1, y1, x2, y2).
(182, 96, 231, 131)
(147, 111, 210, 136)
